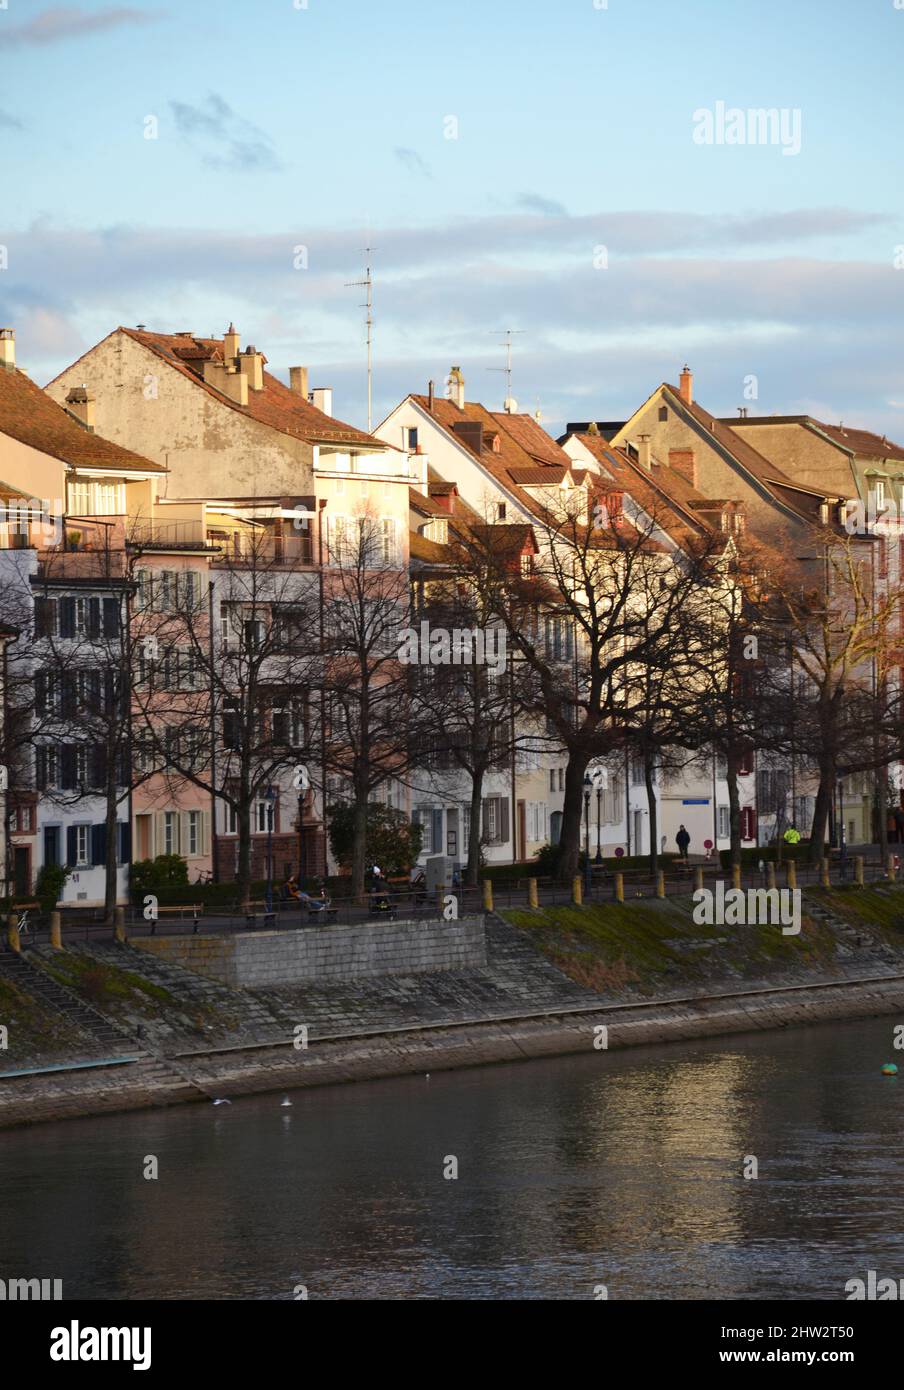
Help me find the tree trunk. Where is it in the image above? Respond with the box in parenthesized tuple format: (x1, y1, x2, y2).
(104, 758, 119, 926)
(644, 758, 658, 875)
(559, 754, 590, 881)
(466, 775, 484, 887)
(727, 753, 742, 870)
(350, 788, 368, 901)
(236, 804, 253, 910)
(808, 759, 835, 864)
(877, 770, 888, 860)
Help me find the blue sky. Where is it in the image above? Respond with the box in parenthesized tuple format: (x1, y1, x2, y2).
(2, 0, 904, 435)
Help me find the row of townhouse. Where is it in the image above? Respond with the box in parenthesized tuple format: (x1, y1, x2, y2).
(1, 316, 898, 903)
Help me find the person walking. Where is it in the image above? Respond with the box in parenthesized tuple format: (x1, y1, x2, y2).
(676, 824, 691, 862)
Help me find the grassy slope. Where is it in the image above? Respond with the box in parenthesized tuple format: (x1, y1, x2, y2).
(503, 886, 904, 995)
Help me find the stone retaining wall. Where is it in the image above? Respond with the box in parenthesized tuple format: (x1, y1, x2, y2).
(133, 916, 487, 987)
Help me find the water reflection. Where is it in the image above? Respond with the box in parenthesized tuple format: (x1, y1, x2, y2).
(0, 1018, 901, 1299)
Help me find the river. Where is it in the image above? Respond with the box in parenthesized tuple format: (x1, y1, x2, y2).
(1, 1017, 901, 1300)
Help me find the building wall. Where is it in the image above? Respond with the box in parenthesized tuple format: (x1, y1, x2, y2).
(727, 422, 853, 497)
(45, 333, 316, 500)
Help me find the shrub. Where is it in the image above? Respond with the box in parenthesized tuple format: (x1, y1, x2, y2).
(328, 802, 423, 878)
(35, 863, 71, 913)
(131, 855, 189, 894)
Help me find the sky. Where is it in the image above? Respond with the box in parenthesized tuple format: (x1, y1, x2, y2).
(1, 0, 904, 438)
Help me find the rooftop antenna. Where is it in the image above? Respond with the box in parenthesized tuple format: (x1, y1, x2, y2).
(487, 328, 523, 411)
(346, 244, 375, 431)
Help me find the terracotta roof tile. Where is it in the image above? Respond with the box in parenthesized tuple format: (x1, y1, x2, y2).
(0, 367, 166, 474)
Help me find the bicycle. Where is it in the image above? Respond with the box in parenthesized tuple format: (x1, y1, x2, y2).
(15, 909, 30, 937)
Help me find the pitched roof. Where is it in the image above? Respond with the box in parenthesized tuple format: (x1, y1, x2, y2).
(111, 329, 379, 450)
(508, 466, 571, 486)
(725, 414, 904, 465)
(0, 367, 166, 474)
(661, 384, 828, 522)
(491, 411, 573, 467)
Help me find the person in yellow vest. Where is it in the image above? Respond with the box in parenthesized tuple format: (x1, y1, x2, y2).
(783, 826, 801, 846)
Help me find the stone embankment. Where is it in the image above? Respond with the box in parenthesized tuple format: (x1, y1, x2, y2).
(1, 889, 903, 1129)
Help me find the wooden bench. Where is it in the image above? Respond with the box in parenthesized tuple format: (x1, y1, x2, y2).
(153, 903, 205, 919)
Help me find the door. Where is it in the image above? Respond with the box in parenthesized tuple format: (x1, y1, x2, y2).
(43, 825, 61, 868)
(632, 810, 643, 856)
(13, 846, 30, 897)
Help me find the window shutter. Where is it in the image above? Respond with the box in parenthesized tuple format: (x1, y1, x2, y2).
(202, 811, 211, 856)
(432, 808, 443, 856)
(35, 671, 47, 716)
(66, 826, 78, 868)
(118, 821, 132, 864)
(35, 747, 47, 790)
(61, 745, 78, 792)
(92, 743, 108, 792)
(34, 597, 56, 637)
(60, 673, 76, 719)
(500, 797, 510, 846)
(481, 797, 491, 843)
(87, 598, 101, 638)
(59, 597, 76, 638)
(102, 597, 119, 637)
(91, 824, 107, 866)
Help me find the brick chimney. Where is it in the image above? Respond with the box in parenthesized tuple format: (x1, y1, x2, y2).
(65, 385, 96, 432)
(223, 322, 240, 365)
(0, 328, 14, 371)
(239, 344, 265, 391)
(448, 365, 465, 410)
(669, 448, 697, 488)
(679, 364, 693, 406)
(289, 366, 309, 398)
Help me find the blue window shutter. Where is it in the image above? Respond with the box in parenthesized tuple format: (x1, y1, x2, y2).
(91, 824, 106, 866)
(66, 826, 78, 868)
(118, 821, 131, 864)
(102, 598, 119, 637)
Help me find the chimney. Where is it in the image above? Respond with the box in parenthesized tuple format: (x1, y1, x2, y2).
(202, 358, 249, 405)
(679, 364, 693, 406)
(223, 322, 240, 364)
(0, 328, 15, 371)
(638, 433, 652, 470)
(448, 365, 465, 410)
(289, 366, 309, 398)
(65, 385, 96, 432)
(239, 344, 264, 391)
(669, 448, 697, 488)
(427, 379, 435, 411)
(309, 387, 332, 417)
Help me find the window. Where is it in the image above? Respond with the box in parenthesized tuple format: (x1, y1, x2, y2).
(75, 824, 90, 867)
(549, 769, 556, 792)
(187, 810, 201, 857)
(95, 483, 124, 515)
(558, 769, 564, 790)
(255, 798, 276, 833)
(520, 552, 532, 576)
(69, 480, 90, 514)
(740, 807, 757, 841)
(336, 477, 345, 496)
(407, 427, 418, 450)
(136, 569, 152, 610)
(757, 768, 790, 815)
(658, 406, 669, 422)
(380, 518, 397, 565)
(226, 805, 238, 835)
(163, 812, 178, 856)
(413, 806, 434, 854)
(482, 795, 510, 845)
(496, 503, 507, 522)
(545, 617, 573, 662)
(631, 758, 644, 786)
(718, 806, 729, 838)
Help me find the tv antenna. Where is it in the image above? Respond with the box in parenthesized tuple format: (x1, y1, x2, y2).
(487, 328, 523, 412)
(346, 245, 375, 431)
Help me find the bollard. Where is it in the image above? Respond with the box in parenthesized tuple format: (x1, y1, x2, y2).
(7, 913, 20, 954)
(854, 855, 864, 887)
(820, 858, 830, 888)
(482, 879, 493, 912)
(656, 870, 665, 899)
(572, 876, 583, 905)
(438, 887, 446, 915)
(114, 905, 126, 944)
(731, 863, 742, 892)
(766, 862, 776, 890)
(614, 872, 624, 903)
(787, 860, 797, 890)
(888, 853, 898, 884)
(693, 866, 704, 892)
(528, 877, 539, 908)
(50, 911, 62, 949)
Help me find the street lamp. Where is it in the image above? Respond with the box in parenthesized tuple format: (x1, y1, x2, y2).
(583, 774, 592, 895)
(838, 776, 847, 878)
(265, 785, 277, 913)
(595, 783, 604, 864)
(297, 790, 305, 889)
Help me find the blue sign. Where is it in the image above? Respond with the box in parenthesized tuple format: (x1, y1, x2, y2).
(682, 798, 709, 805)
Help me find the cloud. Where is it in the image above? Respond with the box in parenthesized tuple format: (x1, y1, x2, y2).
(170, 93, 283, 173)
(394, 147, 433, 180)
(0, 5, 156, 48)
(0, 110, 23, 130)
(514, 193, 568, 218)
(2, 206, 902, 441)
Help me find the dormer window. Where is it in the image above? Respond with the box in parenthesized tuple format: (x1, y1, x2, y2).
(496, 502, 507, 521)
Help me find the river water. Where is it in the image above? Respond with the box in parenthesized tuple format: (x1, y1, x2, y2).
(1, 1017, 902, 1300)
